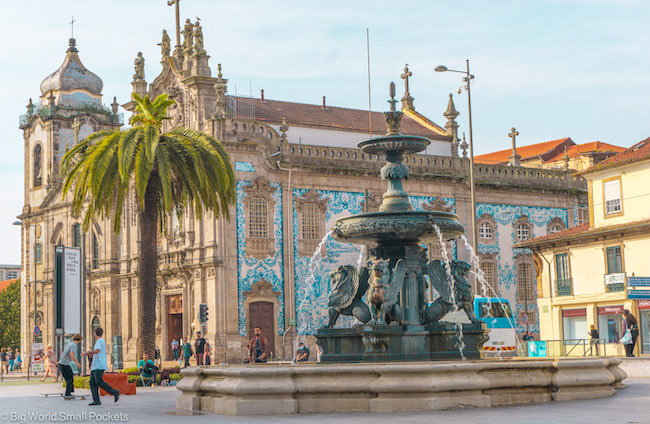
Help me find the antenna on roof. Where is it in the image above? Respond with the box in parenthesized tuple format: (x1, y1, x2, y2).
(366, 28, 372, 138)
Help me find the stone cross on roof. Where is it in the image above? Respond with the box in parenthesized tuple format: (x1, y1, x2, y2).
(508, 127, 521, 166)
(400, 64, 415, 111)
(69, 16, 76, 38)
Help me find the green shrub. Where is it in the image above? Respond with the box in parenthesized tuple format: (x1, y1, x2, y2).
(169, 373, 183, 382)
(65, 376, 90, 389)
(122, 367, 138, 374)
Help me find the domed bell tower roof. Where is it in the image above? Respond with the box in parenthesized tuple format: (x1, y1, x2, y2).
(40, 38, 103, 97)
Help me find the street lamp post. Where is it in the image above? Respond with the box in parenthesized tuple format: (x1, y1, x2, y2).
(435, 60, 479, 291)
(13, 219, 37, 381)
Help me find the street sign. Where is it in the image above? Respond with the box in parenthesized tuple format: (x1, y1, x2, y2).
(605, 273, 626, 285)
(34, 326, 40, 335)
(628, 277, 650, 287)
(627, 289, 650, 299)
(528, 341, 547, 358)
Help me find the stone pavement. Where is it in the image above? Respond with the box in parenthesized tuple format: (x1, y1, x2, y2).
(0, 379, 647, 424)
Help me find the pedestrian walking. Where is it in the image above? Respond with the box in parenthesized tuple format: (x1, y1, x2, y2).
(82, 327, 119, 406)
(0, 348, 6, 374)
(155, 345, 162, 368)
(204, 342, 212, 366)
(14, 350, 22, 372)
(588, 325, 600, 356)
(41, 345, 58, 382)
(60, 334, 83, 399)
(171, 339, 179, 361)
(622, 309, 639, 357)
(7, 348, 15, 373)
(248, 326, 270, 363)
(182, 337, 193, 368)
(194, 331, 206, 366)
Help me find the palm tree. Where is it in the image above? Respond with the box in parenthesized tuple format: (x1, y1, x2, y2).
(61, 93, 236, 357)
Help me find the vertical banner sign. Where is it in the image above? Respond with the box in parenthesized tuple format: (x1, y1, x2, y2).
(112, 336, 123, 370)
(31, 342, 45, 373)
(64, 248, 82, 334)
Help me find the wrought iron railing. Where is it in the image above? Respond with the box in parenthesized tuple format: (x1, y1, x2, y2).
(555, 278, 573, 296)
(517, 338, 609, 358)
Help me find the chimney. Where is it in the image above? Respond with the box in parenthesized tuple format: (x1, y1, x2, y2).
(322, 96, 326, 109)
(260, 89, 265, 101)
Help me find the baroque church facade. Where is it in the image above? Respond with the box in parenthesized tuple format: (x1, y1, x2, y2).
(19, 20, 588, 363)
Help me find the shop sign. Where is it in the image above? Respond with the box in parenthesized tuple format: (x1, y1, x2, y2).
(528, 341, 547, 358)
(638, 299, 650, 310)
(628, 277, 650, 287)
(627, 289, 650, 300)
(562, 308, 586, 317)
(605, 273, 626, 285)
(597, 305, 623, 315)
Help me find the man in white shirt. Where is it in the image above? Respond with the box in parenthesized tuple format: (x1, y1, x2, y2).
(82, 327, 119, 406)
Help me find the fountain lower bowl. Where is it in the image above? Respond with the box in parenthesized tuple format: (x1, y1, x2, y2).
(332, 210, 464, 246)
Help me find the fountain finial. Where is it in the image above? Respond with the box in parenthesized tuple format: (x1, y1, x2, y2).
(384, 82, 403, 135)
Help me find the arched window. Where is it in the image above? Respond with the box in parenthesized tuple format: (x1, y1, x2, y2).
(248, 198, 269, 238)
(91, 316, 101, 336)
(33, 144, 42, 188)
(549, 224, 563, 234)
(301, 203, 321, 240)
(92, 233, 99, 269)
(479, 222, 493, 240)
(515, 223, 530, 241)
(73, 223, 81, 248)
(547, 217, 566, 235)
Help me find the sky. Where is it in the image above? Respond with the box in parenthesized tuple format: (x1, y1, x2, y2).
(1, 0, 649, 264)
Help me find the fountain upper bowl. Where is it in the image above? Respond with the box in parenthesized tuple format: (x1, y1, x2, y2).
(358, 135, 430, 156)
(332, 210, 464, 246)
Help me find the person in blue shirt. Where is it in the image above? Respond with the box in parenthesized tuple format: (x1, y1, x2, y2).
(82, 327, 119, 406)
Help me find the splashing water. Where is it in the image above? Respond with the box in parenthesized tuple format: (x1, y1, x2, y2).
(460, 235, 524, 355)
(296, 230, 334, 335)
(356, 244, 367, 270)
(432, 224, 466, 359)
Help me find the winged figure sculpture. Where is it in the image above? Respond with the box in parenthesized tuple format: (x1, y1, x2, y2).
(324, 265, 371, 328)
(422, 259, 480, 324)
(369, 259, 406, 325)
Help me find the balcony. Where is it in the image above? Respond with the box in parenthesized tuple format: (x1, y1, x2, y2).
(555, 278, 574, 296)
(605, 273, 626, 293)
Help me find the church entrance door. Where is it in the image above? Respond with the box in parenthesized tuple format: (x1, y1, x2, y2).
(248, 301, 275, 359)
(167, 295, 183, 360)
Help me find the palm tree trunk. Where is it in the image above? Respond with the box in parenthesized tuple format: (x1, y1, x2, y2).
(137, 177, 159, 359)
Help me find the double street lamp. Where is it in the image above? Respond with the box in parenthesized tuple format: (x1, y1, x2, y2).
(435, 60, 479, 289)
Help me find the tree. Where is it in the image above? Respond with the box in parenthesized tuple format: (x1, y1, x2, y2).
(61, 94, 236, 357)
(0, 280, 21, 349)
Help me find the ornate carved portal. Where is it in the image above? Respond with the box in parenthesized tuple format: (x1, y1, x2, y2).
(243, 279, 281, 359)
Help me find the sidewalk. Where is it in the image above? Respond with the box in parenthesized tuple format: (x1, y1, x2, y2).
(0, 378, 648, 423)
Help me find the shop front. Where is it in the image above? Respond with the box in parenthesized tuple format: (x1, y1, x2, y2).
(597, 305, 624, 344)
(562, 308, 587, 340)
(638, 300, 650, 354)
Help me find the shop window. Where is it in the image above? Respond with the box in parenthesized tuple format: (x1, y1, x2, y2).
(597, 307, 623, 343)
(562, 309, 587, 340)
(603, 179, 622, 215)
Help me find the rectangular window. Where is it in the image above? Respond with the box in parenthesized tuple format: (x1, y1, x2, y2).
(517, 263, 535, 302)
(606, 246, 623, 274)
(249, 198, 268, 238)
(92, 234, 99, 270)
(73, 224, 81, 248)
(34, 243, 42, 264)
(555, 253, 570, 280)
(481, 262, 497, 295)
(577, 207, 589, 225)
(301, 204, 321, 240)
(603, 179, 621, 215)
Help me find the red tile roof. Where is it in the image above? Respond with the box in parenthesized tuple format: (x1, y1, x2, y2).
(474, 137, 574, 165)
(579, 137, 650, 175)
(0, 279, 17, 293)
(546, 141, 625, 163)
(515, 218, 650, 248)
(228, 96, 449, 141)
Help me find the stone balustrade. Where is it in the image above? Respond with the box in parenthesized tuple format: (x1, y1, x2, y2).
(280, 143, 586, 192)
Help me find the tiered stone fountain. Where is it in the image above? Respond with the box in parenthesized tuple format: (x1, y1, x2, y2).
(316, 82, 486, 361)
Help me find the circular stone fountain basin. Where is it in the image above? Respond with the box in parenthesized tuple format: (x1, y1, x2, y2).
(332, 210, 465, 246)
